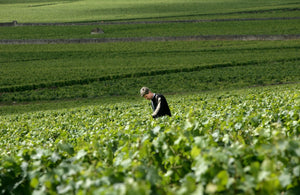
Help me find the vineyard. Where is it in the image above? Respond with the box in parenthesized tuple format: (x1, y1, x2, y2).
(1, 41, 300, 104)
(0, 19, 300, 40)
(0, 0, 300, 194)
(1, 0, 299, 23)
(1, 1, 300, 106)
(0, 85, 299, 194)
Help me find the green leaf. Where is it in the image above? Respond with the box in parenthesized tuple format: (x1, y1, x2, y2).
(258, 171, 270, 182)
(279, 173, 292, 188)
(58, 143, 75, 156)
(191, 147, 201, 159)
(293, 166, 300, 177)
(75, 149, 87, 160)
(146, 167, 160, 185)
(50, 152, 61, 162)
(217, 170, 229, 187)
(57, 184, 72, 194)
(152, 126, 161, 135)
(30, 177, 39, 188)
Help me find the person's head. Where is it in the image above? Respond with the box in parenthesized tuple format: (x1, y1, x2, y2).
(140, 87, 153, 100)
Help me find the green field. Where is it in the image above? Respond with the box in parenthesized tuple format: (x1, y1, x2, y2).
(0, 0, 300, 194)
(1, 85, 300, 194)
(1, 0, 299, 23)
(1, 19, 300, 40)
(1, 40, 300, 104)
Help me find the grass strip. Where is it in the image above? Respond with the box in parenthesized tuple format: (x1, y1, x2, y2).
(1, 57, 299, 93)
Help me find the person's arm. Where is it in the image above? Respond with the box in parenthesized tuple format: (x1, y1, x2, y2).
(152, 97, 161, 118)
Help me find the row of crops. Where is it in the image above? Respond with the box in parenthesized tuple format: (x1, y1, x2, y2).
(1, 1, 299, 106)
(1, 0, 299, 23)
(0, 0, 299, 194)
(1, 40, 300, 103)
(2, 40, 299, 88)
(1, 59, 300, 104)
(0, 40, 299, 87)
(0, 19, 299, 40)
(1, 84, 299, 194)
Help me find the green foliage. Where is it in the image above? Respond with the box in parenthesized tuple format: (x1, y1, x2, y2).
(0, 85, 299, 194)
(1, 19, 300, 40)
(0, 0, 299, 22)
(1, 41, 299, 103)
(0, 0, 78, 4)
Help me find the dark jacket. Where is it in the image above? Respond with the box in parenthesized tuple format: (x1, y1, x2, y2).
(151, 94, 171, 118)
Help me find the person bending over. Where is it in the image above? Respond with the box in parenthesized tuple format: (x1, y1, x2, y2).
(140, 87, 171, 119)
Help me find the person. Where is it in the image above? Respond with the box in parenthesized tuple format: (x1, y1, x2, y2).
(140, 87, 171, 118)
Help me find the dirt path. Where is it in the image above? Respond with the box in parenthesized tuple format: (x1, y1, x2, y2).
(1, 35, 300, 45)
(6, 17, 300, 26)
